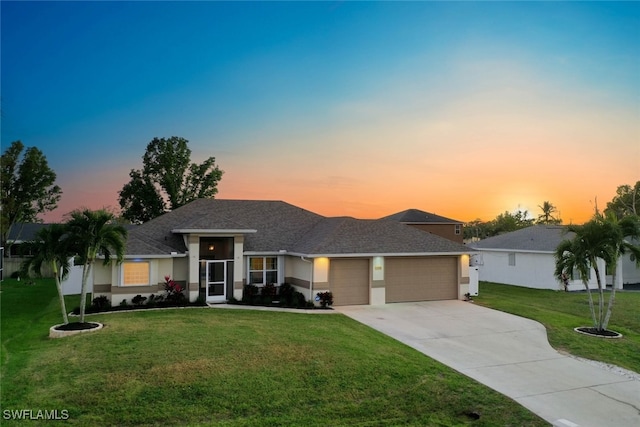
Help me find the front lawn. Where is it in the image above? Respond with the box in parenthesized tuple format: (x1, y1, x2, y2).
(0, 278, 547, 426)
(474, 282, 640, 373)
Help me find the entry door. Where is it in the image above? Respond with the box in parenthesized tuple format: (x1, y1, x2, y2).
(206, 260, 226, 303)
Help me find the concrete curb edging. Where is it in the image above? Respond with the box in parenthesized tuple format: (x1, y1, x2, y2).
(49, 322, 104, 339)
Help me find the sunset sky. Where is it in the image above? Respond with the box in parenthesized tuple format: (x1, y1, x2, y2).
(2, 1, 638, 225)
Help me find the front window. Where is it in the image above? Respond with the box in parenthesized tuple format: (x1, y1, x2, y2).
(249, 257, 278, 285)
(122, 262, 150, 286)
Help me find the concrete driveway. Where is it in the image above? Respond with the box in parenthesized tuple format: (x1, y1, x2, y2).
(336, 300, 640, 427)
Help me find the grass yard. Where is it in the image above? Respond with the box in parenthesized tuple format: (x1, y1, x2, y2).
(474, 282, 640, 373)
(0, 278, 547, 426)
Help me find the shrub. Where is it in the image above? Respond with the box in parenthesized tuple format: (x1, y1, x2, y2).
(242, 285, 259, 303)
(132, 294, 147, 307)
(316, 291, 334, 308)
(91, 295, 111, 312)
(164, 276, 187, 305)
(119, 299, 128, 308)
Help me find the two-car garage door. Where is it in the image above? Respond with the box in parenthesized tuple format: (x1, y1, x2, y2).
(385, 257, 458, 303)
(329, 257, 458, 306)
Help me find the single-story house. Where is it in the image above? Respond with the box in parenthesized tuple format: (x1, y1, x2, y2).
(93, 199, 473, 306)
(381, 209, 464, 244)
(468, 225, 639, 291)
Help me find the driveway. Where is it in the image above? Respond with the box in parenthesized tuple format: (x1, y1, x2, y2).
(336, 300, 640, 427)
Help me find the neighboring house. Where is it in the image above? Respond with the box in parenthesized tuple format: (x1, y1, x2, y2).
(93, 199, 473, 306)
(381, 209, 464, 244)
(469, 225, 606, 291)
(5, 223, 52, 256)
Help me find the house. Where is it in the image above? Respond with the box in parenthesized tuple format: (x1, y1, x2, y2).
(93, 199, 473, 306)
(381, 209, 464, 243)
(469, 225, 606, 291)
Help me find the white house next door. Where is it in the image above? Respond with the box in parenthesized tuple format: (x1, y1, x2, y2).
(206, 260, 226, 303)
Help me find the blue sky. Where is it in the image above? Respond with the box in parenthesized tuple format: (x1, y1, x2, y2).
(2, 1, 639, 223)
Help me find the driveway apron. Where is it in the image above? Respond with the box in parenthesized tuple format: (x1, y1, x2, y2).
(336, 300, 640, 427)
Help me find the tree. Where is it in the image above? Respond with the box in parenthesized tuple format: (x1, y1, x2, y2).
(490, 210, 534, 235)
(605, 181, 640, 219)
(536, 201, 562, 225)
(118, 137, 223, 223)
(554, 212, 640, 332)
(67, 209, 127, 323)
(20, 224, 74, 324)
(1, 141, 62, 245)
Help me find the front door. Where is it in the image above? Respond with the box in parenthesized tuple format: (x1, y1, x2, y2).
(206, 260, 226, 303)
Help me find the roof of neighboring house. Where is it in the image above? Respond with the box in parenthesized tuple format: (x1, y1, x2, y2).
(469, 225, 575, 253)
(127, 199, 471, 256)
(381, 208, 463, 224)
(6, 223, 53, 242)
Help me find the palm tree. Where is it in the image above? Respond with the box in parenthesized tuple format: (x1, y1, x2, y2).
(602, 213, 640, 330)
(537, 201, 561, 225)
(20, 224, 74, 324)
(67, 209, 127, 323)
(554, 213, 640, 332)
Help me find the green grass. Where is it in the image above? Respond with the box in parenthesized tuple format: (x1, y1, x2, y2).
(474, 282, 640, 373)
(0, 278, 547, 426)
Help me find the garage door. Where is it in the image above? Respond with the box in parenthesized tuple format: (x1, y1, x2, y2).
(329, 259, 369, 306)
(386, 257, 457, 303)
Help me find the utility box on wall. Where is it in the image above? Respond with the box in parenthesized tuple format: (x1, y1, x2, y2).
(468, 266, 479, 296)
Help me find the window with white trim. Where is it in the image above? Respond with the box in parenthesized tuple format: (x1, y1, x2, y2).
(249, 257, 278, 285)
(455, 224, 461, 235)
(122, 262, 151, 286)
(508, 253, 516, 266)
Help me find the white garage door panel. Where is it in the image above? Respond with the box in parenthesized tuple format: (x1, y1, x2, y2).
(329, 259, 369, 306)
(386, 257, 457, 303)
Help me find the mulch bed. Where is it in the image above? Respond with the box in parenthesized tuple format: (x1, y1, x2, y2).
(575, 327, 622, 338)
(54, 322, 101, 331)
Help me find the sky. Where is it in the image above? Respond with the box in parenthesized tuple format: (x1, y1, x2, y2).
(1, 1, 638, 225)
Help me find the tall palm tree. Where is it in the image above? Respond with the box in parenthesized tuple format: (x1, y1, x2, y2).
(67, 209, 127, 323)
(537, 201, 561, 225)
(20, 224, 74, 324)
(554, 213, 640, 332)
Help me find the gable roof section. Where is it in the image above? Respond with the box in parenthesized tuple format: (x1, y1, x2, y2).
(291, 217, 470, 256)
(381, 208, 462, 224)
(6, 223, 53, 242)
(128, 199, 324, 255)
(469, 225, 574, 253)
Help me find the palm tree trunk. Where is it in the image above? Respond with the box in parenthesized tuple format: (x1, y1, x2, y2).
(79, 260, 93, 324)
(583, 282, 598, 329)
(593, 262, 605, 331)
(603, 261, 618, 331)
(52, 261, 69, 324)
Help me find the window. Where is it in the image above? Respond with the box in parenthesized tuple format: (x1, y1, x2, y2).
(508, 253, 516, 266)
(122, 262, 150, 286)
(571, 267, 590, 281)
(455, 224, 461, 235)
(249, 257, 278, 284)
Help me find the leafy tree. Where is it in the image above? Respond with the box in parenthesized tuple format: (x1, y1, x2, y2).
(536, 201, 562, 225)
(67, 209, 127, 323)
(1, 141, 62, 245)
(490, 210, 534, 235)
(554, 212, 640, 332)
(20, 224, 74, 324)
(118, 137, 223, 223)
(605, 181, 639, 219)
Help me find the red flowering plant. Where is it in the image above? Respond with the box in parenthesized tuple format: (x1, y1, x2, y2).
(164, 275, 187, 305)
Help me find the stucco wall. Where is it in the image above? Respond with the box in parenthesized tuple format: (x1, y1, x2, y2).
(476, 250, 601, 291)
(622, 253, 640, 284)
